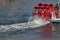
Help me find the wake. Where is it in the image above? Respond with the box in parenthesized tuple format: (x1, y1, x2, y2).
(0, 16, 50, 32)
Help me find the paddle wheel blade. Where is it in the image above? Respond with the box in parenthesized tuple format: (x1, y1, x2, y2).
(32, 3, 59, 22)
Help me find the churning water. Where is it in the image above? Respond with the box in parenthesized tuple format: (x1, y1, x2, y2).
(0, 0, 60, 40)
(0, 15, 49, 36)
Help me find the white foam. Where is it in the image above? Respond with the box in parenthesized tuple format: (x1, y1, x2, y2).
(0, 16, 50, 32)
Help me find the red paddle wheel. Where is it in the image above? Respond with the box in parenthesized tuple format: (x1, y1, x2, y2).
(32, 3, 59, 22)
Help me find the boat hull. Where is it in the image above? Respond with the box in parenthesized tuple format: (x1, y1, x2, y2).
(51, 20, 60, 23)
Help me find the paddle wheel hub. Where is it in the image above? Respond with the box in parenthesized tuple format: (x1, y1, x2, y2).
(32, 3, 59, 22)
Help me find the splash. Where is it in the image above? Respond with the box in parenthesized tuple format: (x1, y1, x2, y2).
(0, 16, 50, 32)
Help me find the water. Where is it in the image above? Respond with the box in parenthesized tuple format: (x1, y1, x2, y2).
(0, 23, 60, 40)
(0, 0, 58, 25)
(0, 0, 60, 40)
